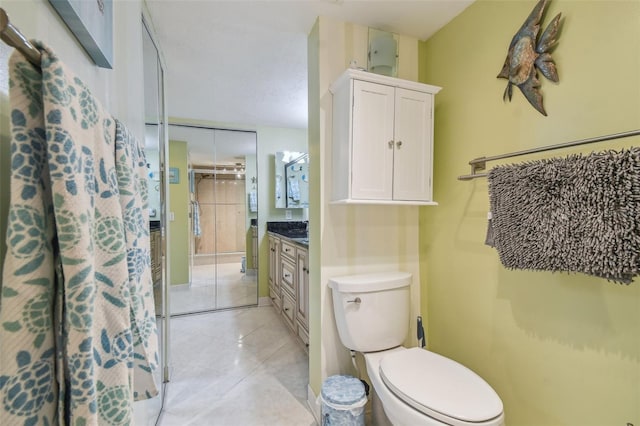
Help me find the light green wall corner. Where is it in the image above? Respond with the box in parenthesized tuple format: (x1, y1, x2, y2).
(307, 18, 322, 396)
(169, 140, 190, 285)
(419, 1, 640, 425)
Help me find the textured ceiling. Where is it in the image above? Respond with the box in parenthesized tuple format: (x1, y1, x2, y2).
(145, 0, 474, 131)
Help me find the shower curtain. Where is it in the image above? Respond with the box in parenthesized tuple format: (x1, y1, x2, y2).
(0, 42, 158, 425)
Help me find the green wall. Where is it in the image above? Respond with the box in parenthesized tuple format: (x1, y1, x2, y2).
(169, 140, 190, 285)
(419, 1, 640, 425)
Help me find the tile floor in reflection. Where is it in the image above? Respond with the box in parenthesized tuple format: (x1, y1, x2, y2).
(170, 262, 258, 315)
(158, 306, 316, 426)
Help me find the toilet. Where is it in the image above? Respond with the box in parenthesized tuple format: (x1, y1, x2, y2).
(329, 272, 505, 426)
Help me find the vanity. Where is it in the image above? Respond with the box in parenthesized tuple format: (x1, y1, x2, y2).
(267, 221, 309, 351)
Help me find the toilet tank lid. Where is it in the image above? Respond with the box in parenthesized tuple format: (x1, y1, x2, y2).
(329, 272, 411, 293)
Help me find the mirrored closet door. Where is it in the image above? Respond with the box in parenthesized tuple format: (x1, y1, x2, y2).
(167, 125, 258, 315)
(135, 13, 169, 425)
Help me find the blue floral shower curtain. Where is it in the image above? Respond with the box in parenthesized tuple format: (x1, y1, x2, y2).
(0, 42, 159, 425)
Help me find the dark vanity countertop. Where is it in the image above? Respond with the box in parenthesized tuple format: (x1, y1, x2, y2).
(267, 221, 308, 239)
(267, 221, 309, 247)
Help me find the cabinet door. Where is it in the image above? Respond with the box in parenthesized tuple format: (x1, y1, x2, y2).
(296, 248, 309, 331)
(392, 88, 433, 201)
(351, 80, 395, 200)
(268, 236, 280, 291)
(281, 292, 296, 331)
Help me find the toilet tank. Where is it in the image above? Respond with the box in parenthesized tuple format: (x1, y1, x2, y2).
(329, 272, 411, 353)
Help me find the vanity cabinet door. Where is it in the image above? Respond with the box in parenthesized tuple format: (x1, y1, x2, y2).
(296, 247, 309, 331)
(268, 234, 281, 312)
(269, 284, 281, 312)
(268, 235, 280, 290)
(281, 291, 296, 331)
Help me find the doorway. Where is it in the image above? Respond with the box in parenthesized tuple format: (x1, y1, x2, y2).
(168, 125, 258, 315)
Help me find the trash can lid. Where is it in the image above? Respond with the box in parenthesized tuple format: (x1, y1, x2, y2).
(321, 375, 366, 406)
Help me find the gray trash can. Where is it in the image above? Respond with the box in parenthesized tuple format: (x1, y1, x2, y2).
(321, 375, 367, 426)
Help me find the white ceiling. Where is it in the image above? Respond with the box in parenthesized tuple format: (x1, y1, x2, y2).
(145, 0, 474, 132)
(168, 124, 257, 167)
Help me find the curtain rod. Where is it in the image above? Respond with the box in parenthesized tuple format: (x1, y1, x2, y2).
(0, 8, 41, 68)
(458, 129, 640, 181)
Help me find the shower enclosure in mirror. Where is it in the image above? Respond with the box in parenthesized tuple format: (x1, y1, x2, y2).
(168, 124, 258, 315)
(275, 151, 309, 208)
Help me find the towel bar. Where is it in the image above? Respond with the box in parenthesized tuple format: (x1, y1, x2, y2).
(458, 129, 640, 180)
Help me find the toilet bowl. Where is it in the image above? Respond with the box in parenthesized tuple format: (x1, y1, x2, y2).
(329, 272, 505, 426)
(365, 347, 504, 426)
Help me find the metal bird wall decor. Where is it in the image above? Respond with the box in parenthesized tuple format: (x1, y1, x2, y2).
(497, 0, 562, 116)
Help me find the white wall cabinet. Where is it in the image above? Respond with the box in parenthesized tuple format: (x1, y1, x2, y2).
(330, 69, 441, 205)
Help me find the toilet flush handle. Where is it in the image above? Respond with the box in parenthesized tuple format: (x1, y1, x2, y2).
(346, 297, 361, 304)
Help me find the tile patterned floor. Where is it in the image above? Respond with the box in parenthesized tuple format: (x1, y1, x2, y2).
(157, 306, 316, 426)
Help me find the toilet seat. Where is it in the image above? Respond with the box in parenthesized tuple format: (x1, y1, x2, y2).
(379, 348, 504, 425)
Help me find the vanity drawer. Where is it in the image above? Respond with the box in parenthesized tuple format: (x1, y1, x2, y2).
(280, 258, 296, 297)
(280, 240, 296, 262)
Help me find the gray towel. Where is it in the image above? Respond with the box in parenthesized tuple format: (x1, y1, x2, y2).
(488, 147, 640, 284)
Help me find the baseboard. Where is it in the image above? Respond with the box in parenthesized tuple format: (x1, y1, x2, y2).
(307, 384, 321, 425)
(170, 283, 190, 290)
(258, 296, 272, 307)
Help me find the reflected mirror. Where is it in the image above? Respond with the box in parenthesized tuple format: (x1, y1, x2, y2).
(138, 14, 167, 424)
(275, 151, 308, 208)
(368, 28, 399, 77)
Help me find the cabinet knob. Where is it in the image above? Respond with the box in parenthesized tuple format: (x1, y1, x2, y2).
(388, 140, 394, 148)
(396, 140, 403, 148)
